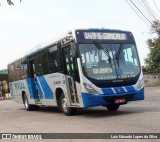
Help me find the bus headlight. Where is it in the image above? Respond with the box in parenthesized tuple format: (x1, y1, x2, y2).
(136, 79, 144, 90)
(83, 83, 98, 94)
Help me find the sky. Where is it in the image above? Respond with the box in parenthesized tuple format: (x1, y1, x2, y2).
(0, 0, 159, 70)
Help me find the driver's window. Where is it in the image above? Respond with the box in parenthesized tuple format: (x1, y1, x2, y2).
(80, 44, 99, 68)
(123, 45, 138, 66)
(123, 48, 133, 62)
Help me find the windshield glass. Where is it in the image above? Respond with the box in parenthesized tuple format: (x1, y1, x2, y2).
(78, 43, 140, 80)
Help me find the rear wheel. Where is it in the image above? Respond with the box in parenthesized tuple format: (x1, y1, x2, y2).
(23, 94, 39, 111)
(60, 94, 77, 116)
(106, 104, 120, 111)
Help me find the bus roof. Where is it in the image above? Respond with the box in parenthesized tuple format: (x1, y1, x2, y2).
(8, 28, 132, 64)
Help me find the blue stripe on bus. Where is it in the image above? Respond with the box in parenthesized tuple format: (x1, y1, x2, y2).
(38, 76, 54, 99)
(125, 86, 135, 92)
(102, 87, 126, 95)
(36, 80, 43, 99)
(101, 88, 114, 95)
(26, 78, 38, 99)
(102, 85, 136, 95)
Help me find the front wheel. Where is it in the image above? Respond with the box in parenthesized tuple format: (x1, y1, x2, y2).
(60, 94, 77, 116)
(106, 104, 120, 111)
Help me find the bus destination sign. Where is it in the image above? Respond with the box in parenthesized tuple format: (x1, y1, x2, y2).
(84, 32, 127, 40)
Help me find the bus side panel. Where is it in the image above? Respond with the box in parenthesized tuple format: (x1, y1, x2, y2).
(35, 74, 61, 106)
(36, 73, 84, 107)
(37, 76, 54, 99)
(26, 78, 38, 99)
(9, 78, 37, 104)
(36, 73, 83, 107)
(131, 71, 145, 101)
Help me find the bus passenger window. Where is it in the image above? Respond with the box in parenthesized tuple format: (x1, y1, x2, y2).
(36, 50, 47, 76)
(47, 44, 62, 74)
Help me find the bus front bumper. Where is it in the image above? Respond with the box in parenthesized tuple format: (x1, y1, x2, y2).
(81, 88, 144, 108)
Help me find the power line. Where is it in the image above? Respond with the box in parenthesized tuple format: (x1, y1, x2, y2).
(153, 0, 160, 14)
(129, 0, 153, 24)
(141, 0, 160, 20)
(136, 0, 156, 21)
(146, 0, 160, 19)
(125, 0, 151, 27)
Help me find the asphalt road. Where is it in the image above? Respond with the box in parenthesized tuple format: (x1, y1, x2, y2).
(0, 87, 160, 142)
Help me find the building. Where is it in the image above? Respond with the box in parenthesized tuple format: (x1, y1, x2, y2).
(0, 69, 9, 98)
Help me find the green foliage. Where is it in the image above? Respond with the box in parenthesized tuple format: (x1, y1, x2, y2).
(145, 20, 160, 72)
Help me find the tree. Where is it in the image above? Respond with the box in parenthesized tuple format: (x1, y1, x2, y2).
(7, 0, 14, 5)
(145, 20, 160, 72)
(0, 0, 21, 6)
(7, 0, 22, 5)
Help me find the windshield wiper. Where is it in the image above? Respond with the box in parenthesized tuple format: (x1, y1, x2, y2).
(93, 41, 112, 67)
(116, 44, 123, 67)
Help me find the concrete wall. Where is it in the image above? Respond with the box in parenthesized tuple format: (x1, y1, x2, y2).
(144, 73, 160, 87)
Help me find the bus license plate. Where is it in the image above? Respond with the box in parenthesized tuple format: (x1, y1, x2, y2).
(115, 98, 125, 104)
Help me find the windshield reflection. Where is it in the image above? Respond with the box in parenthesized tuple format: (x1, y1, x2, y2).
(78, 43, 140, 80)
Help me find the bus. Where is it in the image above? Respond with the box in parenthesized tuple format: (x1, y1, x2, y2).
(8, 29, 144, 116)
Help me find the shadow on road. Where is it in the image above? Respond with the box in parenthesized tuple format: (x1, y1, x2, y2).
(17, 105, 157, 118)
(76, 108, 140, 118)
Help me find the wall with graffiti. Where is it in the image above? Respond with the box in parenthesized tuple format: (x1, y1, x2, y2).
(144, 73, 160, 87)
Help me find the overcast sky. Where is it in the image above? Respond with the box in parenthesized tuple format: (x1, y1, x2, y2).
(0, 0, 159, 69)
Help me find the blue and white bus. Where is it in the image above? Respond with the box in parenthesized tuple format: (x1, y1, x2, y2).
(8, 29, 144, 115)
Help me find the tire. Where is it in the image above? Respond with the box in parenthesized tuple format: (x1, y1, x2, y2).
(106, 104, 120, 111)
(23, 94, 39, 111)
(60, 94, 77, 116)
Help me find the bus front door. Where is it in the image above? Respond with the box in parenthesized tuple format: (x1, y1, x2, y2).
(63, 45, 79, 106)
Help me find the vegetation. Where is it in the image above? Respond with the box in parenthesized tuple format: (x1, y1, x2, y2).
(0, 0, 21, 5)
(145, 20, 160, 72)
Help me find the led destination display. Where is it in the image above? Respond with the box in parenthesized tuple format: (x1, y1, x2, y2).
(84, 32, 127, 40)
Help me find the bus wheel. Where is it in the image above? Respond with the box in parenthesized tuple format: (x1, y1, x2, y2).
(23, 94, 38, 111)
(60, 94, 77, 116)
(106, 104, 120, 111)
(24, 94, 31, 111)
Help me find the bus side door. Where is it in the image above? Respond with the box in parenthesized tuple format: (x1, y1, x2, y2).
(62, 44, 79, 105)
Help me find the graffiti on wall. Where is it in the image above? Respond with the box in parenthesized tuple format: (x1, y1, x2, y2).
(144, 74, 160, 87)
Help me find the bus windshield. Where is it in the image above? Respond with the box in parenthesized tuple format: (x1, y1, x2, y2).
(78, 43, 140, 80)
